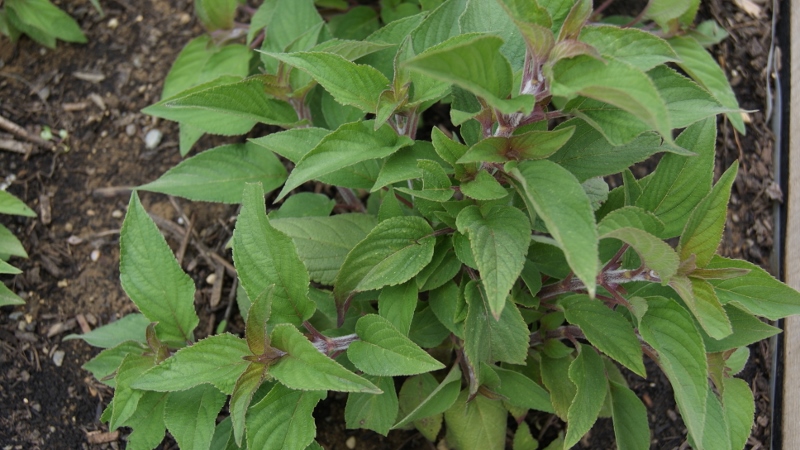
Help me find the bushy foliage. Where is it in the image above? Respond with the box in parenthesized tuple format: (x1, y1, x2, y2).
(72, 0, 799, 449)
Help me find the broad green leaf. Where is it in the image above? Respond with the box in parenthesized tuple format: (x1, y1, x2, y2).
(549, 55, 672, 140)
(397, 373, 442, 440)
(0, 224, 26, 258)
(561, 295, 646, 377)
(348, 314, 444, 376)
(63, 313, 149, 348)
(456, 205, 530, 317)
(565, 345, 607, 449)
(458, 128, 575, 164)
(270, 192, 336, 219)
(639, 296, 708, 444)
(245, 282, 272, 356)
(492, 366, 553, 413)
(279, 121, 413, 199)
(230, 363, 270, 446)
(267, 51, 389, 112)
(334, 216, 435, 303)
(679, 162, 738, 268)
(579, 25, 677, 70)
(636, 118, 717, 237)
(460, 171, 508, 201)
(124, 392, 168, 450)
(164, 384, 227, 450)
(140, 143, 287, 203)
(405, 33, 534, 114)
(328, 6, 380, 40)
(82, 341, 146, 388)
(512, 160, 598, 296)
(496, 0, 554, 61)
(458, 0, 527, 71)
(378, 281, 418, 336)
(109, 352, 155, 429)
(132, 334, 251, 394)
(394, 365, 461, 429)
(197, 44, 251, 86)
(601, 228, 679, 283)
(444, 389, 506, 450)
(669, 276, 732, 340)
(345, 376, 398, 435)
(234, 183, 315, 326)
(431, 126, 468, 173)
(428, 281, 465, 337)
(464, 282, 529, 371)
(165, 77, 299, 127)
(643, 0, 693, 29)
(696, 389, 730, 450)
(372, 145, 425, 192)
(649, 65, 733, 129)
(396, 160, 453, 202)
(270, 214, 377, 285)
(410, 0, 467, 53)
(195, 0, 238, 30)
(162, 37, 249, 99)
(723, 377, 754, 450)
(5, 0, 86, 48)
(669, 36, 744, 133)
(705, 256, 800, 320)
(270, 324, 381, 393)
(0, 190, 35, 216)
(310, 38, 393, 62)
(597, 206, 664, 236)
(120, 193, 198, 344)
(409, 304, 451, 348)
(547, 119, 668, 182)
(249, 127, 330, 163)
(513, 423, 539, 450)
(246, 384, 325, 450)
(608, 380, 650, 450)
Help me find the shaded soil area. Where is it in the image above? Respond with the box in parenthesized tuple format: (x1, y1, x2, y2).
(0, 0, 784, 448)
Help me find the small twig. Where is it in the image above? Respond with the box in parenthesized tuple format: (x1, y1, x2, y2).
(209, 264, 225, 308)
(176, 214, 194, 266)
(0, 138, 32, 155)
(219, 278, 238, 333)
(337, 187, 366, 212)
(92, 186, 135, 198)
(0, 114, 54, 151)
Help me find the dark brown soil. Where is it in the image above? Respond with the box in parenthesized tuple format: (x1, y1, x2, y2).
(0, 0, 783, 449)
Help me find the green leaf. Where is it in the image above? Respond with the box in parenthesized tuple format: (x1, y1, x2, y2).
(512, 160, 598, 296)
(5, 0, 86, 48)
(234, 183, 315, 326)
(394, 365, 462, 429)
(565, 345, 607, 449)
(82, 341, 146, 388)
(345, 376, 398, 436)
(132, 334, 251, 394)
(513, 422, 539, 450)
(597, 206, 664, 236)
(561, 295, 646, 377)
(458, 128, 575, 164)
(249, 127, 330, 164)
(608, 380, 650, 450)
(643, 0, 693, 29)
(701, 304, 777, 353)
(195, 0, 238, 30)
(63, 313, 149, 348)
(162, 36, 214, 99)
(636, 118, 717, 237)
(270, 324, 381, 393)
(455, 205, 530, 317)
(378, 281, 418, 336)
(649, 65, 733, 129)
(723, 377, 754, 450)
(496, 0, 554, 61)
(245, 283, 273, 356)
(405, 33, 534, 114)
(120, 193, 198, 345)
(278, 121, 413, 199)
(669, 36, 744, 133)
(579, 25, 677, 71)
(549, 55, 672, 140)
(464, 282, 529, 370)
(0, 191, 35, 216)
(410, 0, 467, 53)
(165, 77, 300, 127)
(396, 160, 453, 202)
(492, 366, 553, 413)
(267, 51, 389, 112)
(460, 171, 508, 201)
(328, 6, 380, 40)
(124, 392, 168, 450)
(669, 276, 732, 340)
(164, 384, 227, 450)
(372, 146, 425, 192)
(270, 214, 377, 285)
(601, 228, 679, 283)
(547, 119, 669, 182)
(246, 384, 325, 450)
(140, 143, 287, 203)
(397, 373, 442, 440)
(110, 352, 156, 429)
(348, 314, 444, 376)
(334, 216, 435, 303)
(705, 256, 800, 320)
(0, 224, 26, 258)
(230, 363, 270, 446)
(458, 0, 526, 71)
(679, 162, 738, 268)
(639, 296, 708, 444)
(444, 389, 506, 450)
(270, 193, 335, 219)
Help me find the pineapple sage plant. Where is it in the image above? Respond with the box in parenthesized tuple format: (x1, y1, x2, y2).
(69, 0, 800, 449)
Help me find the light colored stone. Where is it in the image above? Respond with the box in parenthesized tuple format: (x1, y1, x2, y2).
(145, 129, 162, 149)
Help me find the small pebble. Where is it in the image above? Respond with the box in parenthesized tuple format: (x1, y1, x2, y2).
(90, 249, 101, 262)
(57, 279, 69, 288)
(107, 18, 119, 29)
(125, 124, 136, 136)
(64, 222, 73, 232)
(111, 210, 123, 218)
(9, 311, 23, 320)
(87, 209, 96, 216)
(20, 370, 30, 382)
(178, 13, 191, 24)
(52, 350, 66, 367)
(345, 436, 356, 449)
(145, 129, 162, 149)
(206, 273, 216, 285)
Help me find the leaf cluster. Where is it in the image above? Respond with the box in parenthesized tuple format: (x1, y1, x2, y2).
(72, 1, 800, 449)
(0, 0, 99, 49)
(0, 190, 35, 306)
